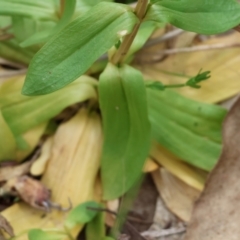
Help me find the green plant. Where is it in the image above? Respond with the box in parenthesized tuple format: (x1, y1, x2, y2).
(1, 0, 240, 239)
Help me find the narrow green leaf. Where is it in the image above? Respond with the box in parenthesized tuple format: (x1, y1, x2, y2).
(0, 40, 34, 65)
(1, 76, 97, 135)
(22, 2, 138, 95)
(99, 64, 151, 200)
(147, 89, 226, 170)
(28, 229, 64, 240)
(86, 211, 105, 240)
(0, 111, 16, 160)
(65, 201, 100, 229)
(20, 0, 76, 47)
(0, 0, 57, 20)
(146, 0, 240, 34)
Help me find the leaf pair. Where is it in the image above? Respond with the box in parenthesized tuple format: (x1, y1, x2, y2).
(99, 64, 151, 200)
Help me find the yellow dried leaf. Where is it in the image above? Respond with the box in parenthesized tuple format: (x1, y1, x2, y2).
(143, 158, 159, 173)
(150, 142, 205, 191)
(30, 137, 53, 176)
(2, 108, 103, 239)
(136, 32, 240, 103)
(16, 122, 47, 161)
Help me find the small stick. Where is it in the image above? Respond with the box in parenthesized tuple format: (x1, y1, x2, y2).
(154, 42, 240, 56)
(0, 58, 26, 69)
(141, 227, 186, 238)
(0, 69, 27, 79)
(144, 29, 184, 48)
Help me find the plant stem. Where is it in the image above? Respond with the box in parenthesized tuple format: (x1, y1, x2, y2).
(60, 0, 65, 17)
(111, 0, 149, 65)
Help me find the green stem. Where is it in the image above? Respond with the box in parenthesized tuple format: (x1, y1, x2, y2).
(111, 0, 149, 65)
(165, 83, 186, 89)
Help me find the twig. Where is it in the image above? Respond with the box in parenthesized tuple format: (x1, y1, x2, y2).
(144, 28, 184, 48)
(141, 227, 186, 238)
(0, 58, 27, 69)
(0, 34, 14, 41)
(0, 69, 27, 79)
(111, 0, 148, 64)
(154, 43, 240, 56)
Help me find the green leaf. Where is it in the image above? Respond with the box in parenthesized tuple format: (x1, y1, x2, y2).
(0, 111, 16, 160)
(0, 0, 57, 20)
(146, 0, 240, 34)
(65, 201, 100, 229)
(28, 229, 64, 240)
(186, 70, 211, 89)
(147, 89, 226, 170)
(0, 40, 34, 65)
(22, 2, 138, 95)
(1, 76, 97, 135)
(20, 0, 76, 47)
(86, 211, 105, 240)
(99, 64, 151, 200)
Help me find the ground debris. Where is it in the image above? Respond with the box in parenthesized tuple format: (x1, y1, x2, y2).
(185, 96, 240, 240)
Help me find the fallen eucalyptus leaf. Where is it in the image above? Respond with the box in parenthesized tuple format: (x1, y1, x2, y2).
(185, 96, 240, 240)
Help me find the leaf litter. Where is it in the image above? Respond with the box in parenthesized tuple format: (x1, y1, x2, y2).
(1, 22, 240, 240)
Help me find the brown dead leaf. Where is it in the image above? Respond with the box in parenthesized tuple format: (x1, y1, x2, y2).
(0, 161, 32, 182)
(152, 169, 200, 222)
(185, 96, 240, 240)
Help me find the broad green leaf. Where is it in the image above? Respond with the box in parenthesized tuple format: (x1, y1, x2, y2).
(28, 229, 64, 240)
(20, 0, 76, 47)
(0, 111, 16, 160)
(99, 63, 151, 200)
(75, 0, 114, 14)
(146, 0, 240, 34)
(65, 201, 100, 229)
(0, 0, 57, 20)
(147, 89, 226, 170)
(1, 76, 97, 135)
(86, 211, 105, 240)
(22, 2, 138, 95)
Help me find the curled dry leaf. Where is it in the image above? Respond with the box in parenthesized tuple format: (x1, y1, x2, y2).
(30, 136, 53, 176)
(185, 96, 240, 240)
(0, 161, 32, 182)
(1, 176, 51, 211)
